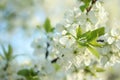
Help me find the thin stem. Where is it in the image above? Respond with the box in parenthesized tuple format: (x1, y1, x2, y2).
(45, 42, 50, 59)
(86, 0, 97, 15)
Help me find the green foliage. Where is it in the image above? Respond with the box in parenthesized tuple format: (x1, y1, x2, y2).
(84, 66, 96, 76)
(76, 26, 82, 39)
(95, 67, 105, 72)
(87, 45, 100, 58)
(53, 63, 60, 71)
(76, 27, 105, 58)
(89, 39, 104, 47)
(77, 27, 105, 45)
(17, 68, 39, 80)
(84, 66, 105, 77)
(81, 0, 91, 4)
(44, 18, 54, 33)
(0, 44, 15, 61)
(79, 27, 104, 42)
(80, 0, 92, 12)
(80, 5, 87, 12)
(87, 27, 105, 42)
(18, 69, 30, 77)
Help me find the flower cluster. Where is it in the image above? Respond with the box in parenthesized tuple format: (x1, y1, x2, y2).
(29, 0, 120, 80)
(0, 0, 120, 80)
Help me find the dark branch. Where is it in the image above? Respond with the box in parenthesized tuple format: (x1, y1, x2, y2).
(97, 39, 104, 42)
(86, 0, 97, 14)
(51, 57, 59, 63)
(51, 54, 64, 63)
(45, 42, 50, 59)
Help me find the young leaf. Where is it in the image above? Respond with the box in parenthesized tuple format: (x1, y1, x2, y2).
(96, 67, 105, 72)
(76, 26, 82, 39)
(17, 69, 30, 76)
(53, 63, 60, 71)
(92, 27, 105, 37)
(44, 18, 53, 33)
(84, 66, 96, 76)
(30, 68, 38, 76)
(8, 44, 13, 55)
(17, 68, 39, 80)
(87, 27, 105, 42)
(79, 31, 91, 39)
(89, 39, 104, 47)
(7, 44, 13, 61)
(77, 31, 91, 46)
(78, 27, 105, 49)
(81, 0, 91, 3)
(80, 0, 91, 12)
(87, 45, 100, 58)
(1, 44, 13, 61)
(80, 5, 87, 12)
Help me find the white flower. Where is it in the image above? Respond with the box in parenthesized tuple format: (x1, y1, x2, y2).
(88, 11, 98, 25)
(83, 49, 94, 66)
(41, 61, 54, 74)
(107, 37, 115, 44)
(94, 1, 108, 28)
(111, 27, 120, 39)
(31, 37, 47, 55)
(107, 27, 120, 51)
(66, 71, 84, 80)
(115, 40, 120, 49)
(59, 35, 75, 48)
(64, 7, 82, 25)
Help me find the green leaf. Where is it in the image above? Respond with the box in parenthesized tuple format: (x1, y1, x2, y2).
(78, 40, 88, 46)
(17, 69, 30, 76)
(79, 31, 91, 39)
(1, 45, 13, 61)
(44, 18, 53, 33)
(92, 27, 105, 37)
(8, 44, 13, 55)
(80, 5, 87, 12)
(17, 68, 39, 80)
(53, 63, 60, 71)
(79, 27, 105, 41)
(80, 0, 91, 12)
(30, 68, 38, 76)
(77, 31, 91, 46)
(89, 39, 104, 47)
(77, 27, 105, 58)
(81, 0, 91, 3)
(32, 76, 39, 80)
(87, 27, 105, 42)
(96, 67, 105, 72)
(87, 45, 100, 58)
(18, 68, 38, 76)
(84, 66, 96, 76)
(76, 26, 82, 39)
(78, 27, 105, 48)
(7, 44, 13, 61)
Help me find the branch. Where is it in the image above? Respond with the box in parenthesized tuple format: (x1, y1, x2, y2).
(86, 0, 97, 14)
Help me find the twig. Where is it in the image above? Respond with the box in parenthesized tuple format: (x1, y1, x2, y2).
(86, 0, 97, 14)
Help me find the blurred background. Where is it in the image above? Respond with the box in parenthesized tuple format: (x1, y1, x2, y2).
(0, 0, 120, 65)
(0, 0, 76, 64)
